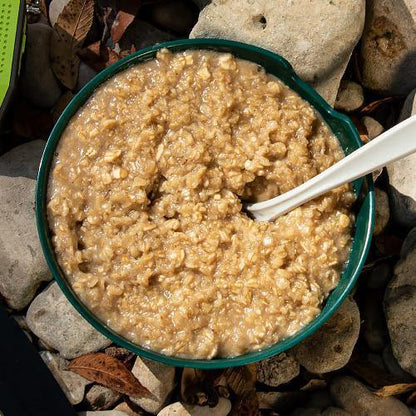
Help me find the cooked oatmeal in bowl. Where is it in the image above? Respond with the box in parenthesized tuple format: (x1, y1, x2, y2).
(37, 40, 374, 364)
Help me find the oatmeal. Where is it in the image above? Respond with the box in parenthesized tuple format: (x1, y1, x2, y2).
(47, 49, 355, 359)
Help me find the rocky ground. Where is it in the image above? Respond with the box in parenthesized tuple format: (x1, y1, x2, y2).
(1, 0, 416, 415)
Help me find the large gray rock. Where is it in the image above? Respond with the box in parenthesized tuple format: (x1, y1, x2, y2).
(20, 23, 62, 108)
(257, 353, 300, 387)
(26, 282, 111, 359)
(158, 399, 231, 416)
(291, 297, 360, 373)
(129, 356, 175, 414)
(362, 294, 388, 352)
(190, 0, 365, 105)
(0, 141, 51, 310)
(384, 243, 416, 377)
(330, 376, 412, 416)
(361, 0, 416, 96)
(387, 89, 416, 227)
(40, 351, 90, 405)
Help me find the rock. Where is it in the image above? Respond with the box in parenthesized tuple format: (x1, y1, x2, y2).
(77, 62, 98, 91)
(26, 282, 111, 359)
(112, 402, 146, 416)
(305, 390, 333, 411)
(384, 245, 416, 377)
(20, 23, 62, 108)
(387, 87, 416, 226)
(190, 0, 365, 105)
(78, 412, 130, 416)
(334, 81, 364, 112)
(360, 0, 416, 96)
(322, 409, 351, 416)
(330, 376, 412, 416)
(374, 188, 390, 235)
(362, 294, 388, 352)
(399, 89, 416, 122)
(120, 20, 176, 52)
(292, 409, 350, 416)
(401, 227, 416, 258)
(191, 0, 211, 9)
(258, 391, 307, 413)
(367, 263, 391, 289)
(0, 141, 51, 310)
(257, 353, 300, 387)
(86, 385, 121, 411)
(144, 0, 198, 35)
(157, 398, 231, 416)
(291, 297, 360, 373)
(49, 0, 69, 26)
(361, 117, 385, 139)
(129, 356, 175, 414)
(40, 351, 90, 405)
(382, 345, 415, 380)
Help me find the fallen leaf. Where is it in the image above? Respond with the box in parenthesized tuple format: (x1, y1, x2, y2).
(224, 364, 257, 396)
(407, 390, 416, 405)
(110, 0, 141, 44)
(78, 41, 120, 71)
(51, 0, 95, 89)
(360, 97, 398, 115)
(68, 352, 152, 397)
(181, 368, 223, 406)
(376, 382, 416, 397)
(52, 91, 74, 122)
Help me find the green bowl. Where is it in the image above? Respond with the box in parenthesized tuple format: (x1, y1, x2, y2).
(36, 39, 375, 369)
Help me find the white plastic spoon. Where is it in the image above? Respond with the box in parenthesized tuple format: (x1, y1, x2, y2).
(246, 115, 416, 222)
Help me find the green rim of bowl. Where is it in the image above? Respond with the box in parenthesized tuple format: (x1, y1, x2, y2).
(36, 38, 375, 369)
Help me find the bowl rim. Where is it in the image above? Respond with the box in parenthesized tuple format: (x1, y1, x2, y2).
(36, 38, 375, 369)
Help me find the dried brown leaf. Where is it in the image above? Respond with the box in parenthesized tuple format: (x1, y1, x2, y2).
(376, 382, 416, 397)
(78, 41, 121, 72)
(407, 390, 416, 405)
(181, 368, 223, 406)
(348, 358, 404, 388)
(52, 91, 74, 122)
(51, 0, 95, 89)
(68, 353, 152, 397)
(224, 364, 257, 396)
(360, 97, 397, 115)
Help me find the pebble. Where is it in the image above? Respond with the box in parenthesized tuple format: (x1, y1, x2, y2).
(40, 351, 90, 405)
(78, 412, 130, 416)
(362, 293, 388, 352)
(382, 345, 415, 381)
(190, 0, 365, 105)
(387, 88, 416, 227)
(0, 141, 51, 310)
(257, 353, 300, 387)
(361, 117, 385, 140)
(26, 282, 111, 359)
(334, 81, 364, 112)
(384, 243, 416, 377)
(291, 297, 360, 373)
(258, 391, 307, 413)
(120, 20, 176, 51)
(360, 0, 416, 96)
(367, 263, 391, 289)
(374, 188, 390, 235)
(144, 0, 198, 35)
(157, 398, 231, 416)
(77, 62, 98, 91)
(85, 385, 121, 411)
(401, 227, 416, 258)
(330, 376, 412, 416)
(20, 23, 62, 108)
(129, 356, 175, 414)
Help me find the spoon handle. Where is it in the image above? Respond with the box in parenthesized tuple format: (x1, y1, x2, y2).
(247, 115, 416, 221)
